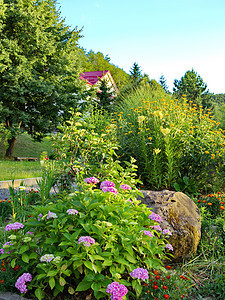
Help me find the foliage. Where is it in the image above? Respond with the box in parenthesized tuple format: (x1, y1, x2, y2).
(80, 49, 129, 90)
(0, 0, 88, 157)
(112, 86, 225, 192)
(142, 267, 192, 299)
(0, 178, 171, 299)
(214, 103, 225, 130)
(173, 69, 213, 109)
(159, 75, 170, 94)
(211, 93, 225, 105)
(130, 62, 143, 86)
(96, 78, 114, 113)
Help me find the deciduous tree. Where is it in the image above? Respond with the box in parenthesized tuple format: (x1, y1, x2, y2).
(0, 0, 87, 157)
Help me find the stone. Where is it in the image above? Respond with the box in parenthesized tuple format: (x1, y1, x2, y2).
(138, 190, 201, 261)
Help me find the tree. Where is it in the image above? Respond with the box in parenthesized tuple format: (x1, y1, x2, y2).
(129, 62, 142, 86)
(159, 75, 170, 93)
(96, 78, 114, 112)
(173, 69, 212, 108)
(0, 0, 87, 157)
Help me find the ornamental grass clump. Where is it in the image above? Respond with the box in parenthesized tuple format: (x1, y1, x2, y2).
(0, 177, 173, 299)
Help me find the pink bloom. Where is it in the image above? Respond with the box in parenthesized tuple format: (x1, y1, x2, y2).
(106, 282, 128, 300)
(78, 236, 95, 247)
(67, 209, 79, 215)
(166, 244, 174, 251)
(119, 184, 132, 190)
(84, 177, 99, 184)
(148, 212, 163, 222)
(15, 273, 32, 294)
(151, 225, 162, 231)
(130, 268, 149, 281)
(101, 186, 118, 195)
(5, 222, 24, 231)
(100, 180, 115, 189)
(142, 230, 153, 237)
(162, 229, 172, 236)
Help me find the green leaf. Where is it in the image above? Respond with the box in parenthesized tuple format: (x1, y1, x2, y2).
(49, 277, 55, 289)
(59, 276, 66, 286)
(47, 270, 58, 277)
(76, 279, 92, 291)
(11, 258, 16, 268)
(84, 261, 93, 270)
(36, 274, 46, 280)
(22, 253, 29, 263)
(29, 252, 38, 260)
(102, 259, 112, 266)
(115, 257, 130, 266)
(68, 286, 75, 295)
(35, 288, 44, 300)
(19, 245, 29, 254)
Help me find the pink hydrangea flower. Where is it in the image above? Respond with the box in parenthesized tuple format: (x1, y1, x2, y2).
(162, 229, 172, 236)
(100, 180, 115, 189)
(78, 236, 95, 247)
(142, 230, 153, 237)
(15, 273, 32, 294)
(106, 282, 128, 300)
(40, 254, 55, 262)
(84, 177, 99, 184)
(119, 184, 132, 190)
(166, 244, 174, 251)
(46, 211, 58, 219)
(66, 209, 79, 215)
(148, 212, 163, 222)
(101, 186, 118, 195)
(5, 222, 24, 231)
(130, 268, 149, 281)
(151, 225, 162, 231)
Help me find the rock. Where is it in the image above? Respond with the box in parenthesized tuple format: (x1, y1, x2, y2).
(138, 190, 201, 261)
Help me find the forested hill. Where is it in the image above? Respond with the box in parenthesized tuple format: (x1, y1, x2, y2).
(79, 48, 129, 90)
(212, 94, 225, 105)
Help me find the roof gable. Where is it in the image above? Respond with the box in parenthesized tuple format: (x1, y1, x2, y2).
(80, 71, 109, 85)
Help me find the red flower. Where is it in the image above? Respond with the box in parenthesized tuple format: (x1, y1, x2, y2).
(154, 281, 158, 285)
(153, 270, 158, 275)
(144, 283, 148, 286)
(166, 275, 170, 279)
(2, 268, 6, 272)
(0, 280, 4, 284)
(165, 265, 172, 270)
(163, 294, 169, 299)
(153, 285, 158, 289)
(146, 290, 150, 294)
(155, 275, 160, 280)
(162, 285, 168, 290)
(221, 201, 224, 204)
(13, 265, 19, 271)
(220, 206, 224, 210)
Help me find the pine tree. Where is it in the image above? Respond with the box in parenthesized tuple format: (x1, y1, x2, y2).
(129, 62, 142, 86)
(159, 75, 170, 93)
(96, 78, 114, 112)
(0, 0, 86, 157)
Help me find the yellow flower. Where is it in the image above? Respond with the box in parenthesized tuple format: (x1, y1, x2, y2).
(154, 148, 161, 155)
(148, 137, 152, 140)
(205, 151, 209, 154)
(138, 115, 146, 123)
(161, 127, 171, 135)
(154, 110, 163, 119)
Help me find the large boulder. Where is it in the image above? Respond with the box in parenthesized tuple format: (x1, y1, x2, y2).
(138, 190, 201, 261)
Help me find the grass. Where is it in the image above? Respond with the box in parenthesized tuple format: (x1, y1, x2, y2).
(0, 132, 52, 180)
(0, 132, 52, 160)
(0, 161, 42, 181)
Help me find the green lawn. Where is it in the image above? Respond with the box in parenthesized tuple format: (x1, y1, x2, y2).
(0, 133, 53, 180)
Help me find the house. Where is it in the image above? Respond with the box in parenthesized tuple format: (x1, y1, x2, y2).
(80, 70, 119, 96)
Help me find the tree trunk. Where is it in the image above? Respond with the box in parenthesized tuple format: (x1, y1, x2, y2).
(5, 136, 16, 158)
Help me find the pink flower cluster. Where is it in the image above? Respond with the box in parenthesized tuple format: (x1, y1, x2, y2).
(78, 236, 95, 247)
(0, 241, 13, 254)
(162, 229, 172, 236)
(151, 225, 162, 232)
(166, 243, 174, 251)
(40, 254, 55, 262)
(119, 184, 132, 190)
(142, 230, 153, 237)
(130, 268, 149, 281)
(5, 222, 24, 231)
(84, 177, 99, 184)
(67, 209, 79, 215)
(15, 273, 32, 294)
(100, 180, 118, 195)
(148, 212, 163, 223)
(106, 282, 128, 300)
(46, 211, 58, 219)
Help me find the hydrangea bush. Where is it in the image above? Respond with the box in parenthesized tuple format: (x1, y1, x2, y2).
(0, 178, 173, 299)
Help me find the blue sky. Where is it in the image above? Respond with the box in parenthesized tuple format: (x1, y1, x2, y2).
(57, 0, 225, 93)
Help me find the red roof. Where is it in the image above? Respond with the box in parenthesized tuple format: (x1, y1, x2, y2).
(80, 71, 109, 85)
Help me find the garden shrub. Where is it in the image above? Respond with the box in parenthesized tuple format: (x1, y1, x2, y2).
(112, 86, 225, 192)
(0, 179, 173, 299)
